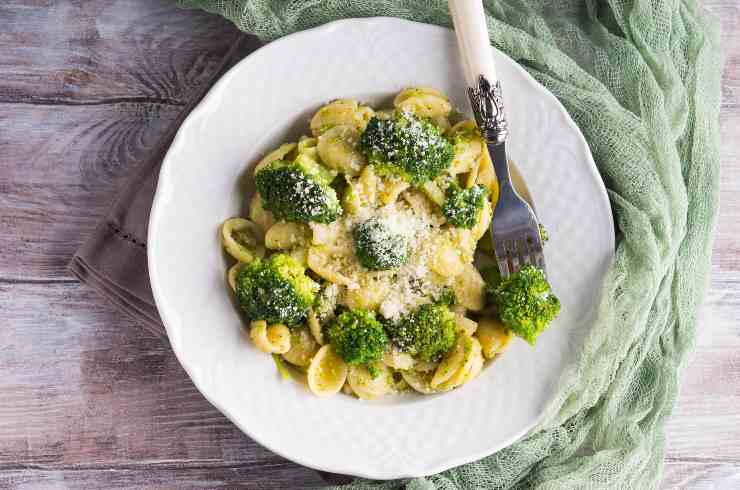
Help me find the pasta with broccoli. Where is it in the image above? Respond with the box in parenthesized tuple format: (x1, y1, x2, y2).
(219, 88, 560, 399)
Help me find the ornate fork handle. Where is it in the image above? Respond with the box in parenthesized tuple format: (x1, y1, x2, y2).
(468, 74, 509, 145)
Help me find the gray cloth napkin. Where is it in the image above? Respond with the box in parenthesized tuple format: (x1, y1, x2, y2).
(69, 34, 261, 338)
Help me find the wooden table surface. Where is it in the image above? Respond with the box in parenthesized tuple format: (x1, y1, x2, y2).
(0, 1, 737, 488)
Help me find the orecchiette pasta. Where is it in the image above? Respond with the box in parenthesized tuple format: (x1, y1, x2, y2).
(227, 262, 244, 292)
(449, 121, 483, 175)
(307, 245, 356, 286)
(401, 369, 437, 395)
(282, 327, 320, 367)
(452, 263, 486, 311)
(421, 181, 446, 207)
(223, 87, 536, 400)
(249, 193, 275, 233)
(347, 363, 394, 400)
(343, 275, 391, 310)
(378, 177, 410, 205)
(307, 310, 326, 345)
(429, 236, 465, 278)
(476, 318, 514, 359)
(383, 347, 415, 370)
(221, 218, 266, 263)
(454, 313, 478, 336)
(435, 336, 482, 391)
(470, 197, 493, 241)
(250, 321, 291, 354)
(394, 87, 452, 120)
(297, 135, 319, 160)
(265, 221, 311, 250)
(317, 125, 365, 176)
(310, 99, 373, 136)
(309, 221, 342, 245)
(307, 345, 348, 397)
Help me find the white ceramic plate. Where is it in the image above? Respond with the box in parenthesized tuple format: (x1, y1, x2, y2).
(148, 17, 614, 480)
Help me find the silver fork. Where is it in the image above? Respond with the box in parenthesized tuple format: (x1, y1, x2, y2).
(449, 0, 546, 278)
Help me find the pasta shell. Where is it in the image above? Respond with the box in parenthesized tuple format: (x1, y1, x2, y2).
(317, 125, 366, 176)
(249, 193, 275, 234)
(282, 327, 319, 367)
(431, 334, 470, 388)
(250, 321, 291, 354)
(429, 236, 465, 278)
(378, 177, 410, 205)
(394, 87, 452, 119)
(343, 275, 390, 310)
(451, 263, 486, 311)
(297, 135, 319, 160)
(221, 218, 266, 263)
(436, 336, 481, 391)
(307, 345, 348, 397)
(476, 317, 514, 359)
(227, 262, 245, 292)
(382, 347, 415, 370)
(310, 99, 371, 136)
(401, 369, 437, 395)
(265, 221, 311, 250)
(454, 313, 478, 336)
(347, 363, 394, 400)
(307, 246, 356, 286)
(307, 310, 325, 345)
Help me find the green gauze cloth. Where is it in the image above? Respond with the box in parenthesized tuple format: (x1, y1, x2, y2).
(175, 1, 722, 488)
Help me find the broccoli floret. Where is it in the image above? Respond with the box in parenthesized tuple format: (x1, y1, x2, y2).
(235, 254, 319, 325)
(255, 157, 341, 224)
(487, 265, 560, 345)
(352, 217, 410, 270)
(358, 111, 454, 185)
(442, 183, 488, 229)
(326, 309, 389, 366)
(388, 303, 457, 362)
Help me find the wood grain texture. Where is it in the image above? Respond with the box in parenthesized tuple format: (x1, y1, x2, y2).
(0, 0, 241, 104)
(0, 466, 323, 490)
(0, 281, 322, 488)
(0, 0, 737, 488)
(0, 103, 182, 281)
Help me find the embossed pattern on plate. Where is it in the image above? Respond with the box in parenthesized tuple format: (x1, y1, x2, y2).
(148, 18, 615, 480)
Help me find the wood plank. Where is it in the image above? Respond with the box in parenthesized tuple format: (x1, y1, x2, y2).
(664, 271, 740, 464)
(0, 466, 323, 490)
(0, 102, 182, 281)
(0, 280, 320, 488)
(661, 461, 740, 489)
(0, 0, 241, 104)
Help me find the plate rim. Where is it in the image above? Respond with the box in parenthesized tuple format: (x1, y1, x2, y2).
(148, 16, 615, 480)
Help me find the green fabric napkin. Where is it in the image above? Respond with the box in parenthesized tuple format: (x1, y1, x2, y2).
(174, 1, 722, 488)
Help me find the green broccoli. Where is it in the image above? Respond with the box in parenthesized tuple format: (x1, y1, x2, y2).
(358, 111, 454, 185)
(442, 183, 488, 229)
(387, 303, 457, 362)
(352, 217, 410, 270)
(255, 156, 341, 224)
(487, 265, 560, 345)
(326, 309, 389, 366)
(235, 253, 319, 326)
